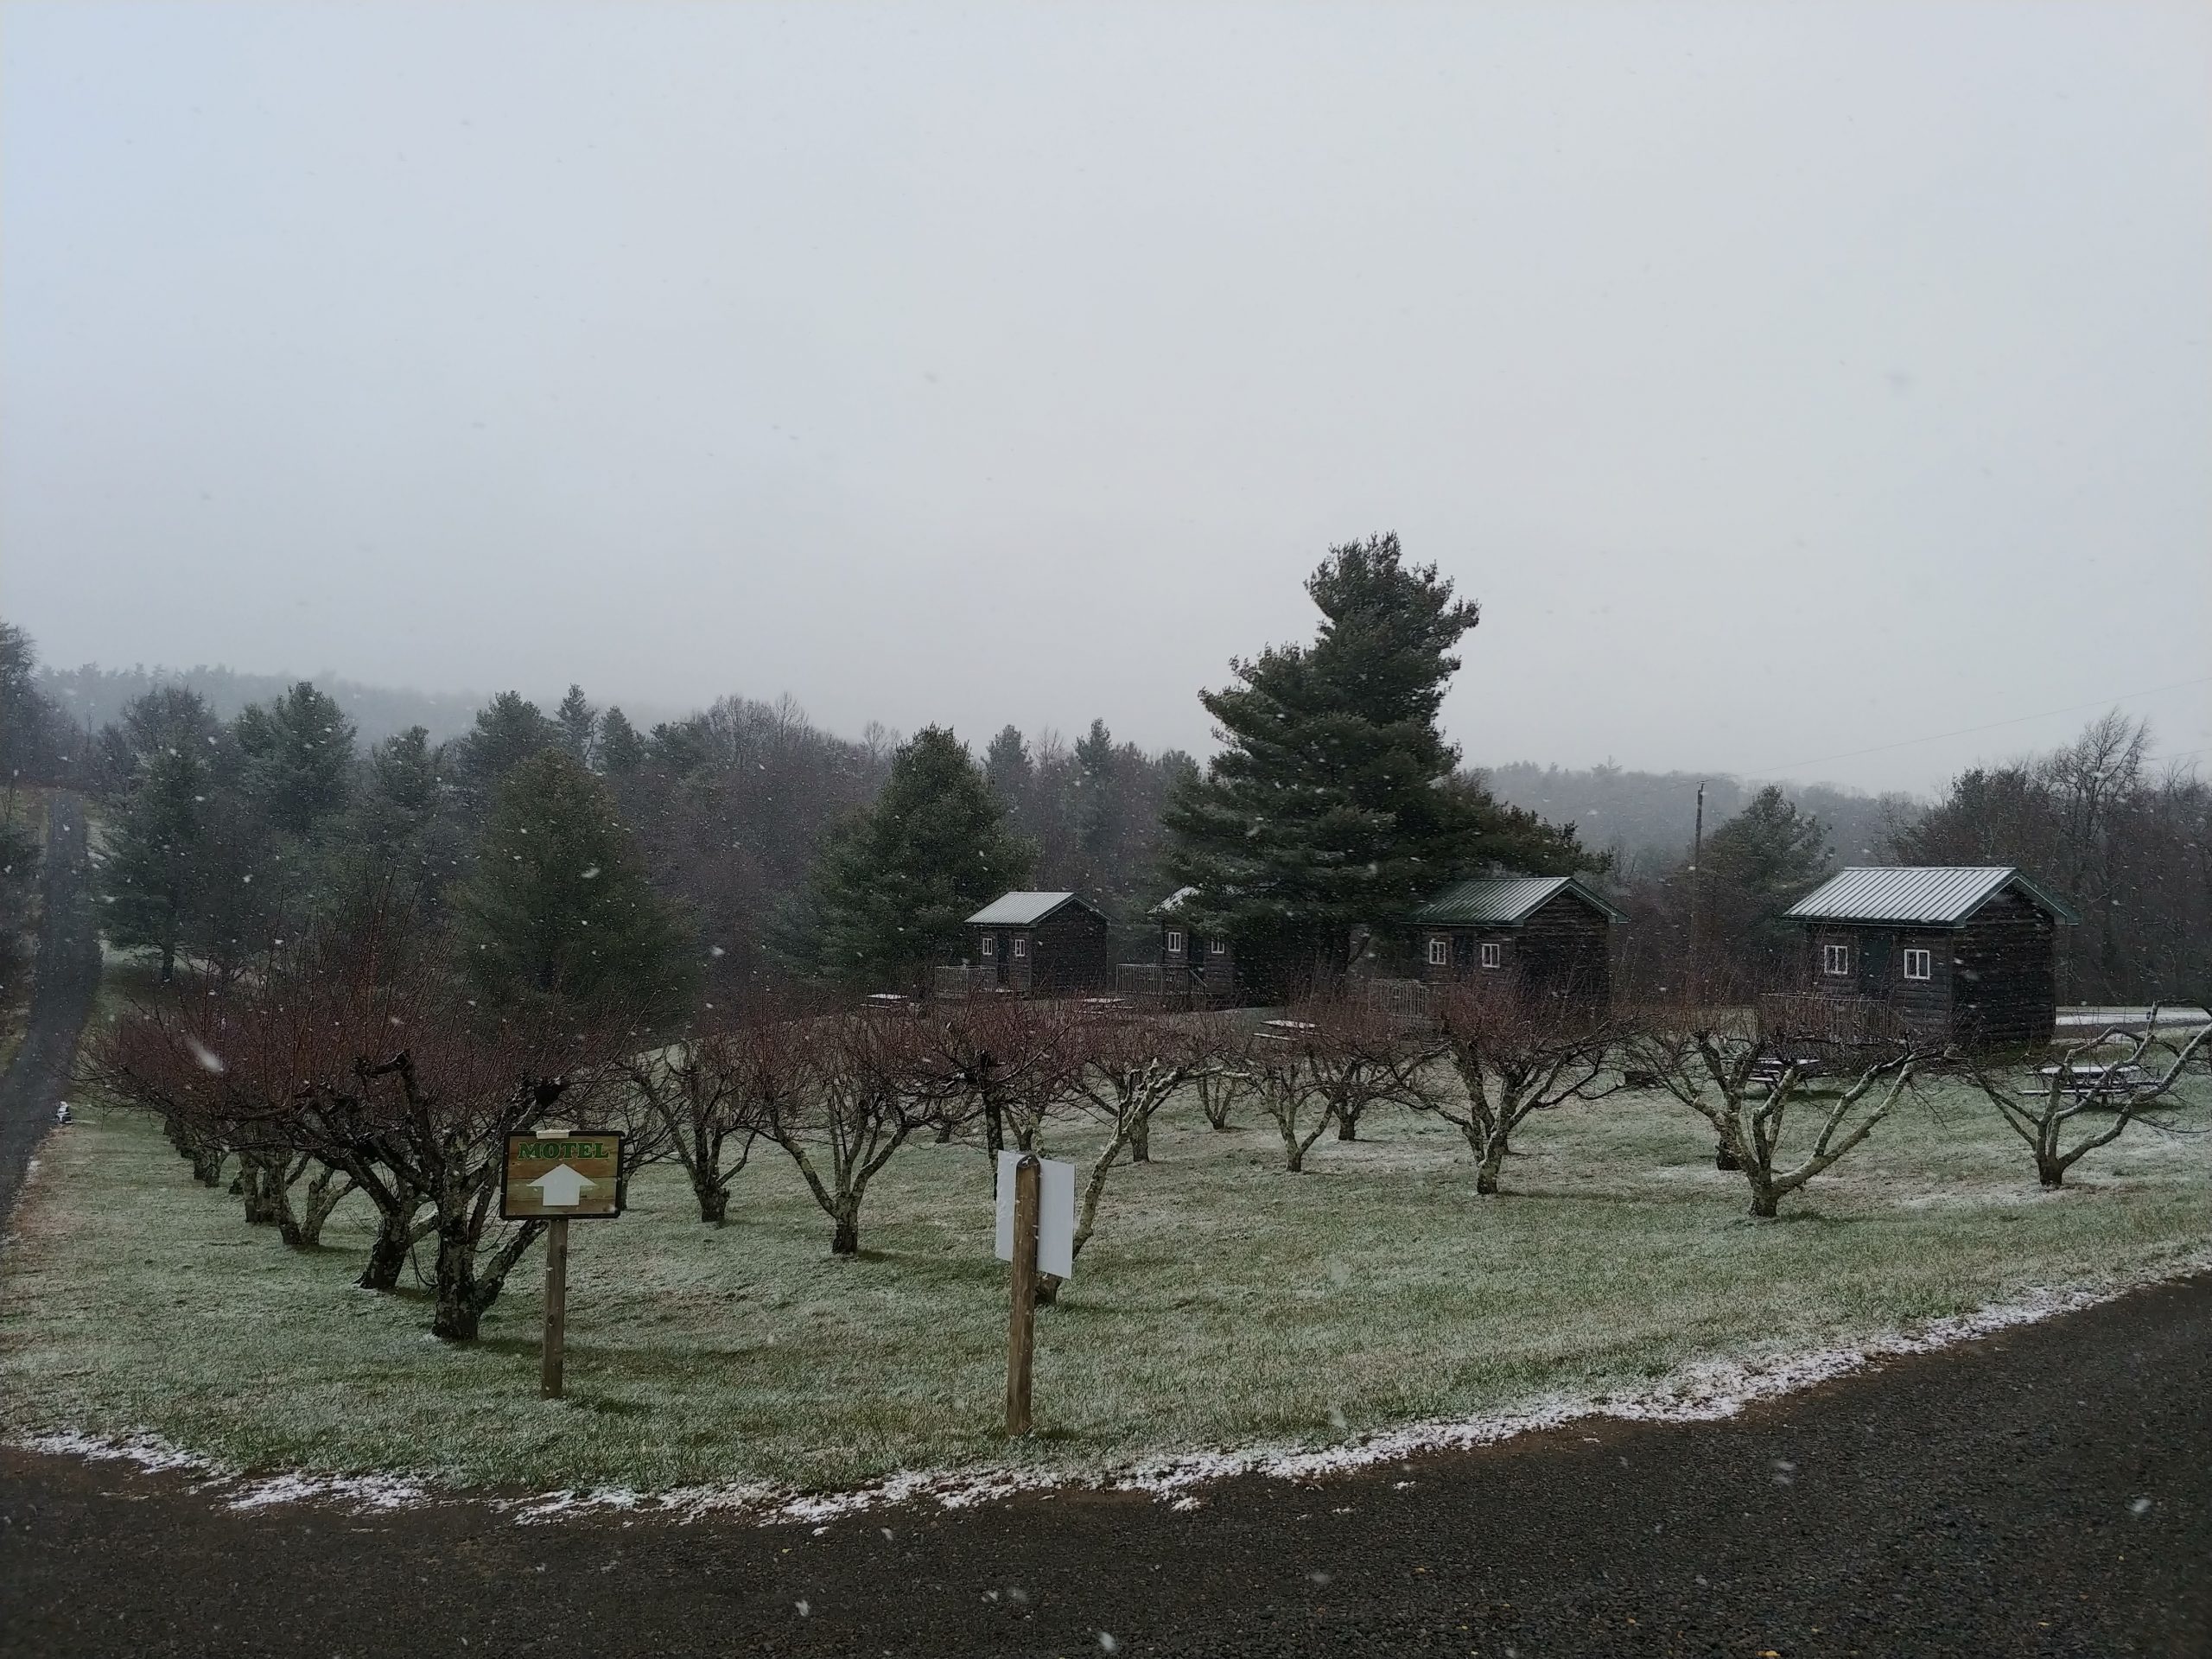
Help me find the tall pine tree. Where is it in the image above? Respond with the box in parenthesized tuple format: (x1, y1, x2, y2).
(1165, 533, 1585, 978)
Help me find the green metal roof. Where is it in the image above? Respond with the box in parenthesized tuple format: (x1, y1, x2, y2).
(1413, 874, 1626, 928)
(1783, 866, 2080, 926)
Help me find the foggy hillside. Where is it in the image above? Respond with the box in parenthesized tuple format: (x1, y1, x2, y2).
(35, 663, 684, 753)
(1478, 762, 1919, 874)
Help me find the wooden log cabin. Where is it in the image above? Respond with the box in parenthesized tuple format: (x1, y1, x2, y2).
(961, 892, 1113, 996)
(1779, 866, 2077, 1049)
(1411, 874, 1625, 1006)
(1150, 886, 1242, 1002)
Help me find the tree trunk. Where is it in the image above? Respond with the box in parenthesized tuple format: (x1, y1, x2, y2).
(1336, 1106, 1360, 1141)
(1749, 1186, 1779, 1219)
(2037, 1154, 2065, 1189)
(696, 1181, 730, 1225)
(1035, 1272, 1064, 1306)
(1129, 1116, 1151, 1164)
(1715, 1137, 1741, 1172)
(830, 1199, 861, 1256)
(292, 1165, 352, 1248)
(359, 1206, 417, 1292)
(431, 1214, 485, 1341)
(191, 1146, 226, 1186)
(1284, 1142, 1306, 1173)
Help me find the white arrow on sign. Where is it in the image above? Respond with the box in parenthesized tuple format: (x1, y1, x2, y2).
(529, 1164, 597, 1207)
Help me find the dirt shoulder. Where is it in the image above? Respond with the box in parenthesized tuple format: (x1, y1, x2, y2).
(3, 1269, 2206, 1658)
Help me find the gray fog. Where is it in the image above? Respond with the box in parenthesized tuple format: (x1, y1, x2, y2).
(3, 2, 2207, 794)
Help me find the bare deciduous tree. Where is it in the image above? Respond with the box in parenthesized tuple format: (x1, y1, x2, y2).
(1033, 1011, 1214, 1302)
(623, 998, 813, 1224)
(1427, 984, 1620, 1194)
(918, 997, 1080, 1167)
(1241, 997, 1432, 1172)
(758, 1011, 950, 1255)
(1627, 1007, 1932, 1218)
(1961, 1011, 2210, 1187)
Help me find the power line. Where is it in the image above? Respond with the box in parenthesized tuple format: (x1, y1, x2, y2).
(1748, 674, 2212, 778)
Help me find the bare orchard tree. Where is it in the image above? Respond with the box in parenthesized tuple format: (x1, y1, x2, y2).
(1034, 1011, 1215, 1302)
(1305, 993, 1438, 1144)
(917, 996, 1079, 1167)
(1239, 998, 1430, 1172)
(337, 1015, 622, 1338)
(759, 1010, 950, 1255)
(84, 991, 361, 1249)
(1961, 1011, 2211, 1188)
(622, 997, 814, 1224)
(1626, 1007, 1933, 1218)
(1242, 1020, 1330, 1173)
(1191, 1013, 1254, 1132)
(1428, 983, 1621, 1195)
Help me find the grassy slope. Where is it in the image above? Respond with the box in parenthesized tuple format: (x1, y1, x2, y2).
(1, 1081, 2205, 1494)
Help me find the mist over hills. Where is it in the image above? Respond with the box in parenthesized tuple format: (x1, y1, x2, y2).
(37, 661, 1917, 874)
(1478, 762, 1917, 875)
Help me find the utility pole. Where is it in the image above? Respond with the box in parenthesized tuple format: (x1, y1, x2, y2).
(1688, 780, 1706, 1007)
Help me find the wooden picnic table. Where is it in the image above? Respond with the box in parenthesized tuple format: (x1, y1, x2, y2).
(2037, 1062, 2151, 1097)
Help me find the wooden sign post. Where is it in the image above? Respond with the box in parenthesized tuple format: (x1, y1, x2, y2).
(540, 1217, 569, 1396)
(500, 1131, 626, 1402)
(994, 1150, 1075, 1438)
(1003, 1154, 1040, 1437)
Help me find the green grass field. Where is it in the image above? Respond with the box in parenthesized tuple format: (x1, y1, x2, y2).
(2, 1077, 2205, 1497)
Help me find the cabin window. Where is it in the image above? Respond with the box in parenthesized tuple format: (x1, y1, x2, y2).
(1902, 947, 1932, 981)
(1013, 936, 1027, 960)
(1822, 943, 1852, 976)
(1165, 929, 1185, 956)
(1479, 942, 1503, 969)
(980, 935, 995, 958)
(1209, 937, 1227, 955)
(1427, 938, 1449, 967)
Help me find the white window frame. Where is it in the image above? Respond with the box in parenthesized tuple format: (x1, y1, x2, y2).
(1209, 937, 1227, 956)
(1822, 942, 1852, 976)
(1012, 936, 1027, 960)
(979, 934, 995, 958)
(1479, 941, 1503, 970)
(1165, 929, 1185, 957)
(1902, 947, 1932, 982)
(1426, 938, 1449, 967)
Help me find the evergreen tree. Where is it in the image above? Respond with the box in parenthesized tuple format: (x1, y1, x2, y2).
(983, 724, 1033, 810)
(334, 726, 461, 917)
(596, 706, 645, 775)
(233, 681, 356, 839)
(453, 750, 696, 1019)
(785, 726, 1033, 991)
(1071, 717, 1122, 890)
(456, 692, 556, 793)
(103, 741, 210, 981)
(1700, 784, 1832, 968)
(556, 683, 598, 766)
(0, 621, 62, 785)
(1165, 534, 1580, 975)
(1704, 785, 1831, 904)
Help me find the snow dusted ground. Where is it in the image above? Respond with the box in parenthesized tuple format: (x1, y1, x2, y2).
(20, 1254, 2206, 1528)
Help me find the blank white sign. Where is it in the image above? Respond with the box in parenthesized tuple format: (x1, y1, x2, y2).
(994, 1151, 1076, 1280)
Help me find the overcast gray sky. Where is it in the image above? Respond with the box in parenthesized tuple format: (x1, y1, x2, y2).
(4, 2, 2206, 794)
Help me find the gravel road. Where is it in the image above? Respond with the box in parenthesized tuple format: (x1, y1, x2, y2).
(3, 1271, 2206, 1657)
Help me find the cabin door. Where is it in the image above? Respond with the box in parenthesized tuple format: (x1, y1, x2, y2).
(994, 931, 1012, 986)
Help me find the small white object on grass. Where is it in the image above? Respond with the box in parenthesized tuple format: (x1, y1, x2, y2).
(2131, 1497, 2153, 1516)
(796, 1599, 810, 1617)
(1097, 1637, 1119, 1654)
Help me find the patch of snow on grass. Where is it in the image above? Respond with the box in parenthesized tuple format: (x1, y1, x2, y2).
(480, 1252, 2210, 1526)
